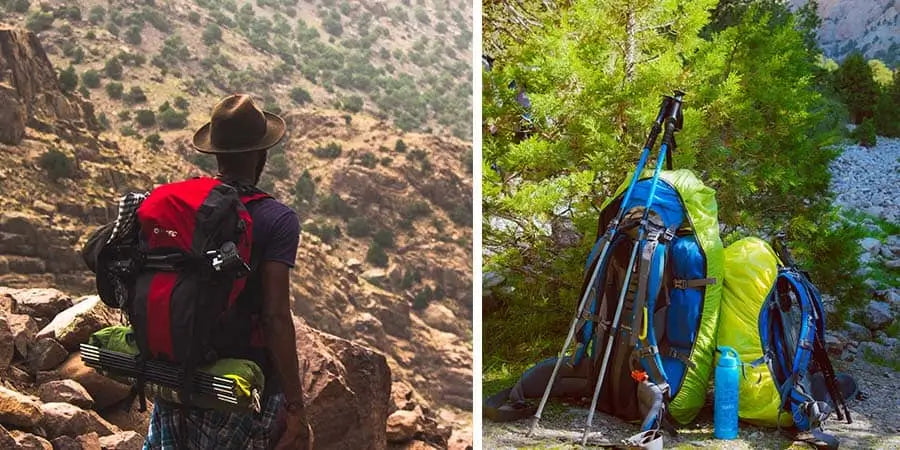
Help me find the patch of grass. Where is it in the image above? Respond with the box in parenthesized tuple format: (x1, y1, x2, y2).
(861, 345, 900, 371)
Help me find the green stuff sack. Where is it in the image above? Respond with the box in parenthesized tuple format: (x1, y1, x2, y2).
(717, 237, 790, 427)
(88, 326, 265, 412)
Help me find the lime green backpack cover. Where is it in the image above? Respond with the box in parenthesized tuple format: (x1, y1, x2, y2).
(718, 237, 792, 427)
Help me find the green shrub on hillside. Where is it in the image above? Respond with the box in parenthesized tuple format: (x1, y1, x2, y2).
(294, 170, 316, 205)
(358, 152, 377, 168)
(366, 242, 389, 267)
(311, 142, 342, 159)
(106, 82, 124, 99)
(322, 17, 342, 36)
(58, 65, 77, 92)
(158, 104, 188, 129)
(81, 70, 101, 89)
(188, 11, 201, 24)
(104, 57, 123, 80)
(88, 5, 104, 24)
(305, 221, 341, 244)
(873, 70, 900, 137)
(8, 0, 30, 14)
(373, 229, 395, 248)
(126, 86, 147, 104)
(394, 139, 407, 153)
(202, 23, 222, 45)
(144, 133, 163, 150)
(135, 109, 156, 127)
(833, 52, 880, 124)
(290, 87, 311, 105)
(347, 217, 369, 237)
(341, 95, 363, 113)
(125, 25, 142, 44)
(38, 149, 75, 181)
(174, 96, 190, 110)
(25, 11, 53, 32)
(319, 193, 353, 219)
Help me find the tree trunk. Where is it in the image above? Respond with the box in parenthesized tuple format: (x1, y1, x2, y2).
(624, 3, 636, 84)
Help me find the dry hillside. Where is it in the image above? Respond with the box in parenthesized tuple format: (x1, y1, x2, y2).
(0, 0, 473, 447)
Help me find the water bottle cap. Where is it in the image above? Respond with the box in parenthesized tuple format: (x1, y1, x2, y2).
(717, 346, 740, 367)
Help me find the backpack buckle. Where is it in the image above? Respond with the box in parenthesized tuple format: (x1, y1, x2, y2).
(673, 279, 686, 289)
(207, 241, 251, 275)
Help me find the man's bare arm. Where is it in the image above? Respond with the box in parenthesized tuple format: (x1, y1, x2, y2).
(260, 261, 304, 408)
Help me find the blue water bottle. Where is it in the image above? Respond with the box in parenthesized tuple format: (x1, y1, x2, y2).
(714, 346, 740, 439)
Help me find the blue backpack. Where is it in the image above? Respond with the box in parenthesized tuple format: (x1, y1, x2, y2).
(755, 237, 854, 449)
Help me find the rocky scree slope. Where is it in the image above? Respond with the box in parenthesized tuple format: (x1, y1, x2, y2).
(788, 0, 898, 64)
(0, 287, 393, 449)
(0, 26, 473, 449)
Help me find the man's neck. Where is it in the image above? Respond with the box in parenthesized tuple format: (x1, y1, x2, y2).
(215, 173, 256, 186)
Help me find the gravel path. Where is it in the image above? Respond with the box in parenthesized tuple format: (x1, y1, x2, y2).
(483, 358, 900, 449)
(829, 136, 900, 222)
(484, 135, 900, 449)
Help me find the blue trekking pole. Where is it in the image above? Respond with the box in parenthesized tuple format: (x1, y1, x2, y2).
(581, 91, 684, 445)
(527, 95, 673, 437)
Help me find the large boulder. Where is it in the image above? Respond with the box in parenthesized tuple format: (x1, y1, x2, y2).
(28, 337, 68, 372)
(10, 288, 73, 320)
(0, 83, 26, 144)
(0, 385, 42, 428)
(56, 353, 132, 409)
(51, 432, 101, 450)
(864, 301, 893, 330)
(40, 402, 110, 439)
(38, 380, 94, 409)
(297, 319, 392, 449)
(36, 296, 118, 351)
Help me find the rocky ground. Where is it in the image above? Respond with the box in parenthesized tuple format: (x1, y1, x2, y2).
(483, 134, 900, 449)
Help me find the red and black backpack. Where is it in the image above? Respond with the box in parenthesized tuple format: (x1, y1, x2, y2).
(84, 177, 270, 406)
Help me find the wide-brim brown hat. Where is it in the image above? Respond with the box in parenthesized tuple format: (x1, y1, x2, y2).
(192, 94, 286, 154)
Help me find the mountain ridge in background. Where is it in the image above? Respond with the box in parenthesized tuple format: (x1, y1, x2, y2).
(789, 0, 898, 65)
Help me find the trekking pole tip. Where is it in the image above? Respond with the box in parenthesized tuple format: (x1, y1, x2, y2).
(527, 417, 539, 437)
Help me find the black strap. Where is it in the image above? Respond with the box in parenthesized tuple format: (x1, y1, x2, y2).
(630, 236, 658, 348)
(671, 278, 716, 289)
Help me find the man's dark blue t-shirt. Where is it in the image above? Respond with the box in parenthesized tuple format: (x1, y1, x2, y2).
(246, 197, 300, 268)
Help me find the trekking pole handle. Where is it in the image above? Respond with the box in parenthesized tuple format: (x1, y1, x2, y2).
(774, 231, 797, 267)
(643, 96, 672, 150)
(661, 91, 684, 147)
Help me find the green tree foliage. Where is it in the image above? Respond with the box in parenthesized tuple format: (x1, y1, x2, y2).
(833, 52, 879, 123)
(874, 70, 900, 137)
(174, 96, 190, 110)
(58, 65, 77, 92)
(319, 193, 353, 219)
(484, 0, 857, 366)
(104, 57, 123, 80)
(38, 149, 74, 181)
(366, 241, 389, 267)
(341, 95, 363, 113)
(8, 0, 30, 14)
(851, 119, 877, 147)
(868, 60, 893, 87)
(145, 133, 163, 150)
(394, 139, 407, 153)
(294, 170, 316, 205)
(88, 6, 105, 24)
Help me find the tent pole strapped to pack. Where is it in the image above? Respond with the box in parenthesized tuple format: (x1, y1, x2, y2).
(581, 91, 685, 446)
(527, 94, 674, 437)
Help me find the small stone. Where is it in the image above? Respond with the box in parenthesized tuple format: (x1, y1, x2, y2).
(859, 237, 881, 255)
(345, 258, 362, 270)
(844, 321, 871, 341)
(38, 380, 94, 410)
(387, 409, 421, 443)
(29, 338, 68, 372)
(9, 429, 52, 449)
(32, 200, 55, 215)
(98, 431, 143, 450)
(6, 365, 32, 384)
(886, 259, 900, 269)
(864, 301, 893, 330)
(362, 268, 388, 284)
